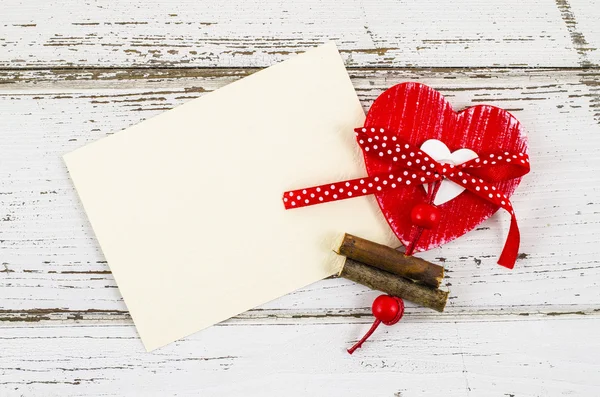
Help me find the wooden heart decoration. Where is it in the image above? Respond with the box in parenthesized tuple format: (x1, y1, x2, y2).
(363, 82, 528, 253)
(419, 139, 479, 205)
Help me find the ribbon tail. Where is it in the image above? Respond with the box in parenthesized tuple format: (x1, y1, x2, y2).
(447, 173, 523, 269)
(497, 211, 520, 269)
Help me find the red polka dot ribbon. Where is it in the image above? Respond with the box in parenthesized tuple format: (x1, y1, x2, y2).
(282, 127, 530, 269)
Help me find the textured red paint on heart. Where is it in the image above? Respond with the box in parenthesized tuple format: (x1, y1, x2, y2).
(363, 82, 528, 252)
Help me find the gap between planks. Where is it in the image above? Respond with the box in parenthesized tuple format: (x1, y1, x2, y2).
(0, 65, 598, 72)
(1, 0, 598, 69)
(1, 306, 598, 324)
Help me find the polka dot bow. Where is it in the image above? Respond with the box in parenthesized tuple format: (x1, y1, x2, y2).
(282, 127, 530, 269)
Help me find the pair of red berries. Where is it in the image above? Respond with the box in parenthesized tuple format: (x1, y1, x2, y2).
(347, 203, 438, 354)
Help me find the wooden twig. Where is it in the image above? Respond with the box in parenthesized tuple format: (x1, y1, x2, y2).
(339, 259, 448, 312)
(337, 233, 444, 288)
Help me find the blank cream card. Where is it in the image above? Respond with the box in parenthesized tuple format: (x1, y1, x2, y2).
(64, 42, 396, 351)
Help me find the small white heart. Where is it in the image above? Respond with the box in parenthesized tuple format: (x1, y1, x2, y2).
(420, 139, 478, 205)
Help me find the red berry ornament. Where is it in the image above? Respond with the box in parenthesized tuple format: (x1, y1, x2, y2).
(347, 295, 405, 354)
(410, 203, 440, 229)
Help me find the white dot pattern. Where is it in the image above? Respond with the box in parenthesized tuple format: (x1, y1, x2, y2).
(282, 126, 529, 269)
(283, 127, 529, 221)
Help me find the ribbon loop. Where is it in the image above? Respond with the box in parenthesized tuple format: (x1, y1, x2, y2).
(460, 153, 530, 182)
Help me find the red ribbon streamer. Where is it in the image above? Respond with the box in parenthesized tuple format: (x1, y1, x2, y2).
(283, 127, 530, 269)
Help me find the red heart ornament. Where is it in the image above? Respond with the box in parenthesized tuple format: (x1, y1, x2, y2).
(363, 82, 529, 253)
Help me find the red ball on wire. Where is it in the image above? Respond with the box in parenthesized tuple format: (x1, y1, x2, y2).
(347, 295, 405, 354)
(372, 294, 404, 324)
(410, 203, 441, 229)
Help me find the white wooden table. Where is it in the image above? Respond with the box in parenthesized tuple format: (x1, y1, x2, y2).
(1, 1, 599, 395)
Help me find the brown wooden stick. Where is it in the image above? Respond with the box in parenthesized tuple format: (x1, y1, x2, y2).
(337, 233, 444, 288)
(339, 258, 448, 312)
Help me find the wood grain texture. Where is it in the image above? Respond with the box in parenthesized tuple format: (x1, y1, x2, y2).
(2, 317, 600, 396)
(338, 233, 445, 288)
(555, 0, 600, 66)
(2, 0, 600, 393)
(1, 0, 596, 68)
(340, 259, 449, 312)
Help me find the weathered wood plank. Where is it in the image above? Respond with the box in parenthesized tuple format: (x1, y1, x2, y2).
(3, 2, 599, 393)
(1, 0, 593, 68)
(1, 316, 599, 396)
(556, 0, 600, 66)
(1, 68, 599, 320)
